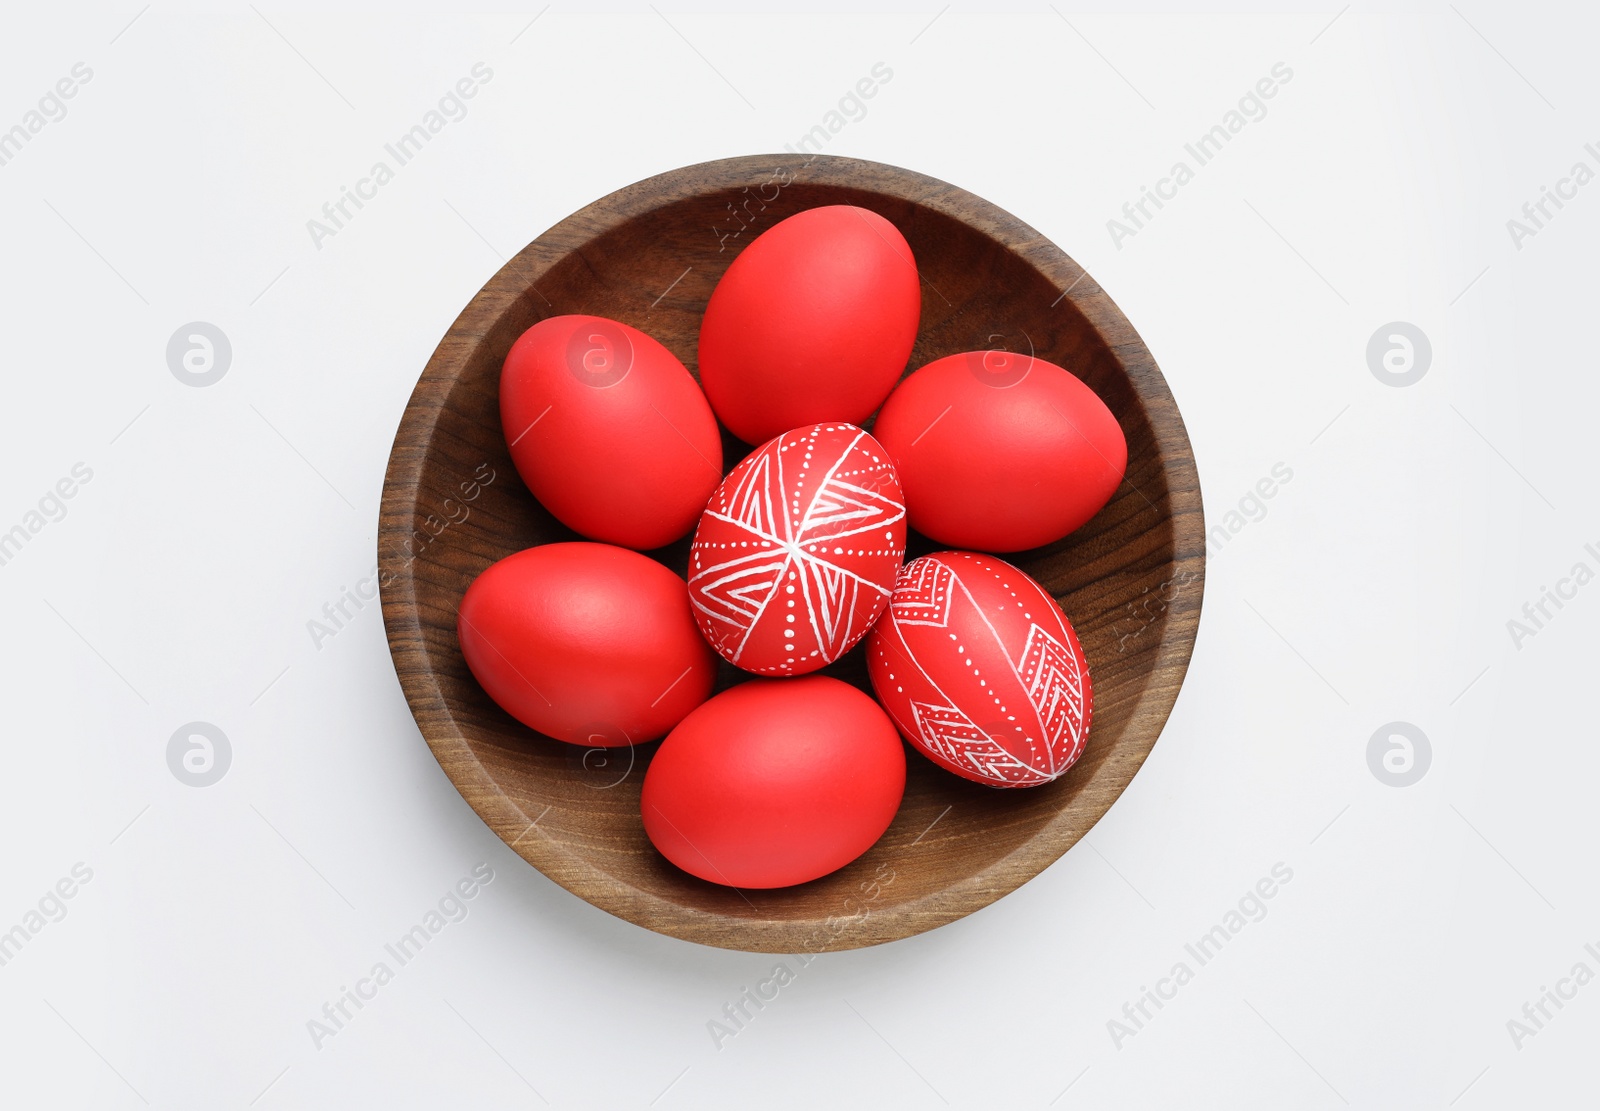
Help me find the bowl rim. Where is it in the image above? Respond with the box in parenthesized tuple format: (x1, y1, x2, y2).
(378, 153, 1205, 952)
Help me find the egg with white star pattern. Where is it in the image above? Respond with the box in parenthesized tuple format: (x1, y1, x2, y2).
(687, 423, 906, 676)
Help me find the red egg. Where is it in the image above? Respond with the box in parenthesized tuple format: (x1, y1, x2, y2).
(871, 352, 1127, 552)
(500, 314, 722, 550)
(641, 677, 906, 889)
(687, 423, 906, 676)
(698, 205, 921, 445)
(457, 542, 716, 746)
(867, 551, 1093, 788)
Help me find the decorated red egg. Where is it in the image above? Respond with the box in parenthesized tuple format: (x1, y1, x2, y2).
(866, 551, 1093, 787)
(500, 314, 722, 550)
(641, 677, 906, 889)
(687, 423, 906, 676)
(871, 351, 1126, 552)
(457, 542, 716, 745)
(697, 205, 921, 445)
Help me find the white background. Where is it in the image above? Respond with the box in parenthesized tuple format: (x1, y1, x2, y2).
(0, 2, 1594, 1107)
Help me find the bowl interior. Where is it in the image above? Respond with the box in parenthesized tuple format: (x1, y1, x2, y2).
(380, 154, 1203, 952)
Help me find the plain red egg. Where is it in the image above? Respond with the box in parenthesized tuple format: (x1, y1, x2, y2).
(457, 542, 716, 746)
(641, 677, 906, 889)
(697, 205, 921, 445)
(867, 551, 1093, 788)
(500, 314, 722, 550)
(871, 351, 1127, 552)
(687, 423, 906, 676)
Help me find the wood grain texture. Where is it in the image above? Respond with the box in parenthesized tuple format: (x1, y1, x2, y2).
(378, 154, 1205, 952)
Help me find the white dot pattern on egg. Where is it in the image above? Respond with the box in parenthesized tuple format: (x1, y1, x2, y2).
(688, 423, 907, 676)
(867, 551, 1093, 787)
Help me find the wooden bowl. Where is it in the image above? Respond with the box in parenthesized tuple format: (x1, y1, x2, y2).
(379, 154, 1204, 952)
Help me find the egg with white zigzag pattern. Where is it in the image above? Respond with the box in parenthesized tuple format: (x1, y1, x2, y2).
(867, 551, 1093, 787)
